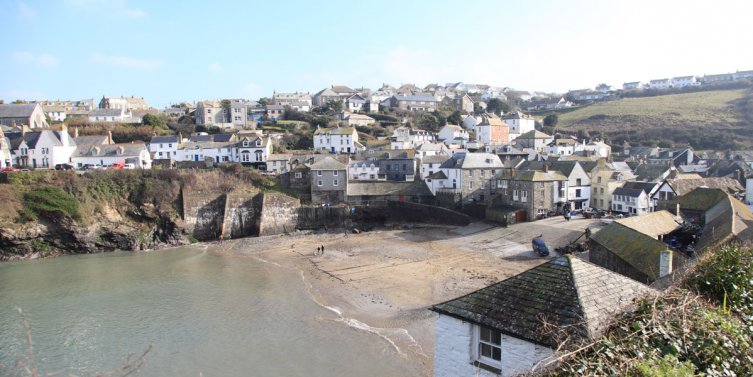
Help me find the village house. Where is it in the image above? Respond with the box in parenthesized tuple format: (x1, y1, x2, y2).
(611, 181, 660, 215)
(387, 95, 439, 112)
(733, 70, 753, 80)
(699, 73, 734, 84)
(44, 105, 67, 122)
(426, 153, 504, 205)
(437, 125, 469, 147)
(346, 181, 435, 205)
(681, 188, 753, 251)
(622, 81, 643, 90)
(651, 177, 744, 214)
(71, 142, 152, 169)
(341, 113, 375, 127)
(0, 131, 12, 168)
(390, 126, 435, 150)
(98, 96, 150, 111)
(234, 134, 272, 168)
(265, 153, 293, 175)
(272, 92, 312, 108)
(230, 100, 254, 128)
(196, 100, 224, 126)
(88, 108, 130, 123)
(312, 85, 356, 107)
(177, 133, 236, 164)
(475, 116, 509, 146)
(671, 75, 698, 88)
(148, 135, 181, 160)
(647, 78, 672, 89)
(455, 93, 474, 114)
(348, 161, 383, 181)
(0, 103, 49, 129)
(4, 126, 76, 169)
(582, 139, 611, 158)
(524, 97, 572, 111)
(589, 211, 685, 285)
(497, 166, 569, 220)
(590, 160, 636, 211)
(345, 94, 367, 112)
(513, 130, 553, 153)
(414, 142, 450, 159)
(313, 126, 363, 154)
(265, 105, 285, 121)
(421, 154, 451, 180)
(520, 160, 591, 210)
(545, 137, 579, 156)
(310, 156, 348, 205)
(462, 114, 481, 131)
(431, 255, 655, 377)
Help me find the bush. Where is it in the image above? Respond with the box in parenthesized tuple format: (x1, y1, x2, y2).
(22, 185, 81, 222)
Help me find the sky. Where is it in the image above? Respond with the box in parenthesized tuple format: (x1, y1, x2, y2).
(2, 0, 752, 108)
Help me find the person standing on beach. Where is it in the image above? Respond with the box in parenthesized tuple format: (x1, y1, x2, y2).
(321, 245, 325, 255)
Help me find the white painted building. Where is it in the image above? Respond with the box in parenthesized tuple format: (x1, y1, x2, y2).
(502, 112, 535, 143)
(390, 126, 435, 150)
(671, 76, 698, 88)
(148, 135, 181, 160)
(5, 128, 76, 169)
(431, 256, 655, 377)
(88, 108, 129, 122)
(313, 126, 362, 154)
(348, 161, 383, 181)
(437, 125, 468, 145)
(72, 143, 152, 169)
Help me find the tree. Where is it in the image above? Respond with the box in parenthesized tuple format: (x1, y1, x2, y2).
(486, 98, 510, 115)
(12, 99, 27, 104)
(257, 97, 272, 106)
(543, 114, 559, 128)
(324, 100, 343, 114)
(143, 114, 166, 129)
(447, 110, 463, 125)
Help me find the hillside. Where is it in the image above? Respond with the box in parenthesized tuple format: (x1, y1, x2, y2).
(553, 88, 753, 150)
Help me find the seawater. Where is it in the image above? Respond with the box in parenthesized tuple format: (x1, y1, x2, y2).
(0, 246, 420, 376)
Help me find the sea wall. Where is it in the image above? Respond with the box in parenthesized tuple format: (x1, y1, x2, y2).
(353, 201, 471, 226)
(222, 190, 261, 239)
(182, 190, 226, 241)
(258, 193, 300, 236)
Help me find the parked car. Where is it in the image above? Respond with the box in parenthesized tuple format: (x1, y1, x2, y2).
(531, 235, 550, 257)
(81, 164, 104, 170)
(123, 163, 136, 169)
(0, 167, 20, 172)
(108, 162, 125, 170)
(55, 163, 74, 170)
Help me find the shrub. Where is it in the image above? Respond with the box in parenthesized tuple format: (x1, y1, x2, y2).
(22, 185, 81, 222)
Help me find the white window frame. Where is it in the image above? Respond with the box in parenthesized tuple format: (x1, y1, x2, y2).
(295, 172, 302, 179)
(472, 325, 503, 370)
(317, 180, 323, 187)
(317, 170, 322, 176)
(333, 179, 339, 186)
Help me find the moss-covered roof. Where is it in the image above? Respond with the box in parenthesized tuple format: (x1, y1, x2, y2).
(431, 256, 655, 347)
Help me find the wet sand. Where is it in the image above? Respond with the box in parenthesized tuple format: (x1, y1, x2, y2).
(212, 217, 602, 376)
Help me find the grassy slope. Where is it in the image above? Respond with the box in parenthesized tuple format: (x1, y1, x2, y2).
(553, 88, 753, 149)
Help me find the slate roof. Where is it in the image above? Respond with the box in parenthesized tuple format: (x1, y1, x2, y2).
(422, 155, 451, 164)
(677, 187, 732, 212)
(347, 181, 432, 197)
(0, 104, 38, 118)
(427, 171, 448, 179)
(74, 135, 110, 146)
(613, 187, 645, 198)
(150, 135, 179, 144)
(629, 163, 671, 182)
(431, 256, 655, 347)
(309, 156, 347, 170)
(513, 169, 568, 182)
(614, 210, 681, 238)
(440, 152, 503, 169)
(517, 130, 552, 139)
(89, 108, 124, 117)
(520, 160, 581, 177)
(621, 181, 659, 195)
(314, 126, 357, 136)
(696, 193, 753, 251)
(73, 143, 147, 158)
(591, 221, 685, 282)
(669, 177, 744, 197)
(393, 95, 438, 102)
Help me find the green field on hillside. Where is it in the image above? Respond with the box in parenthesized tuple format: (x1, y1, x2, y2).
(559, 89, 746, 126)
(550, 88, 753, 150)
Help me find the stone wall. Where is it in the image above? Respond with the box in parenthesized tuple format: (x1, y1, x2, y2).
(182, 190, 226, 241)
(222, 190, 261, 239)
(258, 193, 300, 236)
(296, 205, 350, 229)
(589, 242, 651, 284)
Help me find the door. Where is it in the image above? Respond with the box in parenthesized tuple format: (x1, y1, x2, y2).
(194, 155, 199, 161)
(515, 210, 527, 223)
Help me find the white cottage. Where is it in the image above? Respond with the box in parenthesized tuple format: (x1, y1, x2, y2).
(431, 256, 655, 377)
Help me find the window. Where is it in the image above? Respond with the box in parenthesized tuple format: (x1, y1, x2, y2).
(317, 171, 322, 176)
(600, 188, 604, 194)
(521, 191, 528, 202)
(333, 170, 338, 176)
(575, 189, 581, 197)
(295, 172, 302, 178)
(333, 179, 339, 186)
(597, 176, 602, 183)
(474, 326, 502, 369)
(317, 180, 323, 186)
(576, 178, 582, 186)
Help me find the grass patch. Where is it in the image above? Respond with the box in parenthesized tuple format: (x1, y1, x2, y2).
(22, 185, 81, 222)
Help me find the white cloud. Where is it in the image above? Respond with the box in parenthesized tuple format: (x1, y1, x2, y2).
(208, 62, 222, 73)
(64, 0, 146, 18)
(90, 52, 162, 70)
(12, 51, 60, 67)
(17, 2, 37, 19)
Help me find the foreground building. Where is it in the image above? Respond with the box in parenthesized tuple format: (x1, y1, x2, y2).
(431, 256, 655, 377)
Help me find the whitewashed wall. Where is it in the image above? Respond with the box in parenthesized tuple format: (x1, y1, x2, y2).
(434, 314, 555, 377)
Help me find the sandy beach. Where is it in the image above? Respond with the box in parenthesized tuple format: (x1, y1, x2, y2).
(210, 216, 602, 376)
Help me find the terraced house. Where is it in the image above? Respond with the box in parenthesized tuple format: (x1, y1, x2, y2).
(496, 166, 568, 221)
(313, 125, 363, 154)
(426, 153, 504, 205)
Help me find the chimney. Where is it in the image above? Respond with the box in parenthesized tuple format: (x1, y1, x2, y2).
(60, 123, 70, 146)
(74, 126, 79, 138)
(107, 129, 113, 144)
(659, 248, 673, 277)
(543, 163, 549, 173)
(676, 203, 680, 217)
